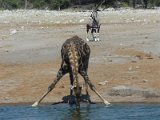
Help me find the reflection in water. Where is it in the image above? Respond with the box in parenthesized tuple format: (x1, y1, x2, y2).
(32, 103, 93, 120)
(0, 104, 160, 120)
(68, 104, 91, 120)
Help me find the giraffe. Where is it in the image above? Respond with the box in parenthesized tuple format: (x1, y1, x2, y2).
(32, 36, 110, 108)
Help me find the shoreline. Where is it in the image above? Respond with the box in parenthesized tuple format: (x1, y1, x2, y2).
(1, 101, 160, 106)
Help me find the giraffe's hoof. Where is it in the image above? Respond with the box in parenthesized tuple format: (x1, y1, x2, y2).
(32, 101, 39, 107)
(104, 100, 110, 105)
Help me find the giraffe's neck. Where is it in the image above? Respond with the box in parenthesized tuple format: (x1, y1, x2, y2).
(68, 43, 79, 87)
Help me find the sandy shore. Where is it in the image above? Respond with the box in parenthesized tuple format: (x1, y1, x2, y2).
(0, 8, 160, 105)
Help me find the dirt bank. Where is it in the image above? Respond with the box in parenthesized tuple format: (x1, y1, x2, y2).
(0, 9, 160, 105)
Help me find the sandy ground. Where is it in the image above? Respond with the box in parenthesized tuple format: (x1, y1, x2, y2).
(0, 8, 160, 105)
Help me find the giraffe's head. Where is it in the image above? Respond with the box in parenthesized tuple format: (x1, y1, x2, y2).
(73, 86, 82, 97)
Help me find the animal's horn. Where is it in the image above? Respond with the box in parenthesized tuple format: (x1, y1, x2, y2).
(94, 0, 105, 11)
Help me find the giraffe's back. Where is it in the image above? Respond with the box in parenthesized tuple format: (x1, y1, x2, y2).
(61, 35, 90, 72)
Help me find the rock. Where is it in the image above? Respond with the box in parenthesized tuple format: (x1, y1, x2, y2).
(110, 85, 160, 98)
(145, 36, 148, 39)
(135, 66, 140, 69)
(131, 60, 137, 63)
(79, 19, 84, 23)
(59, 85, 65, 88)
(21, 26, 24, 30)
(143, 79, 148, 83)
(98, 81, 108, 86)
(128, 66, 132, 71)
(107, 58, 112, 62)
(10, 29, 17, 35)
(145, 52, 153, 59)
(110, 85, 135, 96)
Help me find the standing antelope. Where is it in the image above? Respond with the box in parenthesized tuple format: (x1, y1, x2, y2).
(86, 10, 101, 42)
(32, 36, 110, 108)
(86, 0, 105, 42)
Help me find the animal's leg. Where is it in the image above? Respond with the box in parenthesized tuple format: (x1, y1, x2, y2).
(86, 24, 90, 33)
(48, 65, 68, 92)
(85, 81, 89, 95)
(91, 29, 96, 41)
(80, 71, 110, 105)
(96, 28, 100, 41)
(83, 81, 92, 103)
(86, 24, 90, 41)
(80, 71, 91, 103)
(32, 65, 69, 107)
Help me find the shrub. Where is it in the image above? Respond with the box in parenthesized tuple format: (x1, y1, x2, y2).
(33, 0, 47, 9)
(1, 0, 23, 9)
(50, 0, 71, 10)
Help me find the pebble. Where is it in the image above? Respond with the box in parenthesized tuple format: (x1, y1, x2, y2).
(128, 66, 132, 71)
(10, 29, 17, 35)
(143, 79, 148, 83)
(98, 81, 108, 86)
(135, 66, 140, 69)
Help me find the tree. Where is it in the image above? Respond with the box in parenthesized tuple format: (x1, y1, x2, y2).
(25, 0, 27, 9)
(0, 0, 23, 9)
(50, 0, 71, 10)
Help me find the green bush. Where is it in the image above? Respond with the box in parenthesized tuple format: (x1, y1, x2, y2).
(151, 0, 160, 6)
(0, 0, 160, 10)
(1, 0, 23, 9)
(50, 0, 71, 10)
(33, 0, 47, 8)
(156, 0, 160, 6)
(121, 2, 130, 7)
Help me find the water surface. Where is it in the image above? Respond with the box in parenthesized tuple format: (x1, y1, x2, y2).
(0, 103, 160, 120)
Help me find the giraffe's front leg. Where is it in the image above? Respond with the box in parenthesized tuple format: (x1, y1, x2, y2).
(80, 71, 110, 105)
(32, 65, 69, 107)
(83, 81, 92, 103)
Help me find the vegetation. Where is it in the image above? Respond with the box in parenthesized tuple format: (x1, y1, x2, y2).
(0, 0, 160, 10)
